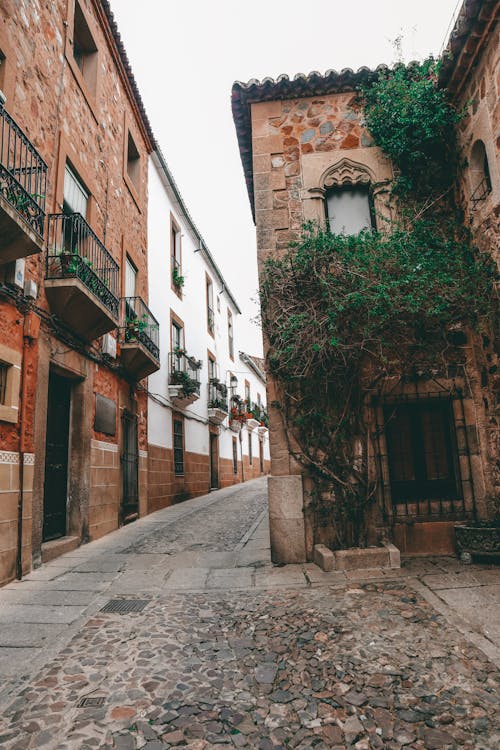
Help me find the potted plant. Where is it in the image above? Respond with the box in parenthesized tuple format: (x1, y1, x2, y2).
(455, 514, 500, 563)
(172, 266, 185, 290)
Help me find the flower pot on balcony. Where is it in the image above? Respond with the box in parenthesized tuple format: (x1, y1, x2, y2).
(455, 520, 500, 563)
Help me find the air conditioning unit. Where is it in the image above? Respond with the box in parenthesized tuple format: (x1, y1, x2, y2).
(102, 333, 117, 358)
(5, 258, 25, 289)
(24, 279, 38, 299)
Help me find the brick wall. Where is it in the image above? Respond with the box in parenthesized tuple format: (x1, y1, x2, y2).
(0, 0, 152, 582)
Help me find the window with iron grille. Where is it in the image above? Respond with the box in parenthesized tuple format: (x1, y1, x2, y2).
(248, 431, 253, 465)
(227, 309, 234, 359)
(0, 363, 8, 405)
(173, 418, 184, 475)
(206, 276, 214, 334)
(232, 437, 238, 474)
(171, 220, 182, 289)
(384, 399, 461, 504)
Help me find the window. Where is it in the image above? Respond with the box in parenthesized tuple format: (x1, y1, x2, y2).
(232, 437, 238, 474)
(208, 355, 217, 381)
(172, 320, 184, 351)
(125, 257, 137, 299)
(245, 380, 250, 404)
(0, 362, 8, 404)
(63, 163, 88, 217)
(0, 343, 21, 424)
(257, 392, 262, 409)
(126, 131, 140, 191)
(171, 219, 182, 293)
(384, 400, 461, 504)
(173, 418, 184, 475)
(248, 432, 253, 465)
(470, 140, 492, 205)
(227, 309, 234, 360)
(326, 185, 374, 235)
(206, 276, 214, 335)
(73, 1, 98, 95)
(0, 49, 6, 95)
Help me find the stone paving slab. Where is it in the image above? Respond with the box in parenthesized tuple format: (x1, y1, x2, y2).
(0, 587, 98, 606)
(437, 585, 500, 642)
(0, 648, 41, 676)
(163, 568, 210, 590)
(206, 568, 254, 589)
(0, 603, 84, 624)
(0, 623, 67, 647)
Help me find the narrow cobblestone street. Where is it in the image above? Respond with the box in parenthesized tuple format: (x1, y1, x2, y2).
(0, 478, 499, 750)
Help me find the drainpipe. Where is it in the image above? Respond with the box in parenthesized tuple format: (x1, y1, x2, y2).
(239, 428, 245, 484)
(16, 322, 30, 580)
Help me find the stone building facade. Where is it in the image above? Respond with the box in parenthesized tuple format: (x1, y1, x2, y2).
(232, 0, 499, 562)
(0, 0, 157, 585)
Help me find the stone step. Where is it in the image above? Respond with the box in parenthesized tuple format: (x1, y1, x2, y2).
(41, 536, 80, 564)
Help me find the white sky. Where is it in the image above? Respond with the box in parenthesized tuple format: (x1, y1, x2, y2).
(110, 0, 461, 355)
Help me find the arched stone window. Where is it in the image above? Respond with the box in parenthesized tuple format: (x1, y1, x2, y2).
(321, 158, 376, 235)
(470, 140, 492, 205)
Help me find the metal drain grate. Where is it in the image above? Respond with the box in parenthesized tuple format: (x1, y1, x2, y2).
(77, 696, 106, 708)
(100, 598, 150, 614)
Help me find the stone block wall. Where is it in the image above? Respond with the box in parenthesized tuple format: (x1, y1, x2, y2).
(89, 439, 120, 541)
(451, 14, 500, 506)
(0, 451, 33, 586)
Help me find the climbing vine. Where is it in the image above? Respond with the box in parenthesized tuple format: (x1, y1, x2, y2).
(259, 60, 497, 549)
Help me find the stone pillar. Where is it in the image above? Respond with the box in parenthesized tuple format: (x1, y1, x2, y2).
(268, 475, 306, 563)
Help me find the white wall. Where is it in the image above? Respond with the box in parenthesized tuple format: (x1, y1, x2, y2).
(147, 155, 270, 470)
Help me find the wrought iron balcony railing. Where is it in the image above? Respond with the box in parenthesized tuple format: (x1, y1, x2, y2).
(122, 296, 160, 361)
(208, 378, 228, 411)
(0, 104, 47, 237)
(46, 213, 120, 318)
(169, 350, 201, 397)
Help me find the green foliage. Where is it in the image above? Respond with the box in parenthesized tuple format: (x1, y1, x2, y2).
(172, 265, 185, 289)
(260, 223, 495, 547)
(362, 59, 462, 196)
(263, 223, 494, 383)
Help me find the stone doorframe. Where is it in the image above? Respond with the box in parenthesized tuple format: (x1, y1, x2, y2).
(31, 333, 92, 567)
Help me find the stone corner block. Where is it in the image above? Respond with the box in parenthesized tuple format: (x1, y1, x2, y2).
(313, 544, 335, 572)
(384, 542, 401, 569)
(268, 475, 304, 520)
(334, 546, 390, 571)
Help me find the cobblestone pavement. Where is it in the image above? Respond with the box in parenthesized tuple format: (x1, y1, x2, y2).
(121, 487, 267, 555)
(0, 477, 498, 749)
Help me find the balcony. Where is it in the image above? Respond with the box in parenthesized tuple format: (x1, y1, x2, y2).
(121, 297, 160, 380)
(45, 213, 119, 341)
(246, 401, 264, 430)
(229, 394, 247, 431)
(208, 378, 228, 425)
(168, 350, 201, 407)
(0, 104, 47, 262)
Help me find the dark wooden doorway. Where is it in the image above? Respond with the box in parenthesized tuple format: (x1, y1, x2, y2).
(209, 431, 219, 490)
(43, 372, 71, 541)
(259, 439, 264, 474)
(121, 410, 139, 523)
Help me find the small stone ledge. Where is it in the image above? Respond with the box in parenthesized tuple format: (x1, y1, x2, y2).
(313, 544, 335, 571)
(313, 542, 401, 572)
(41, 536, 80, 564)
